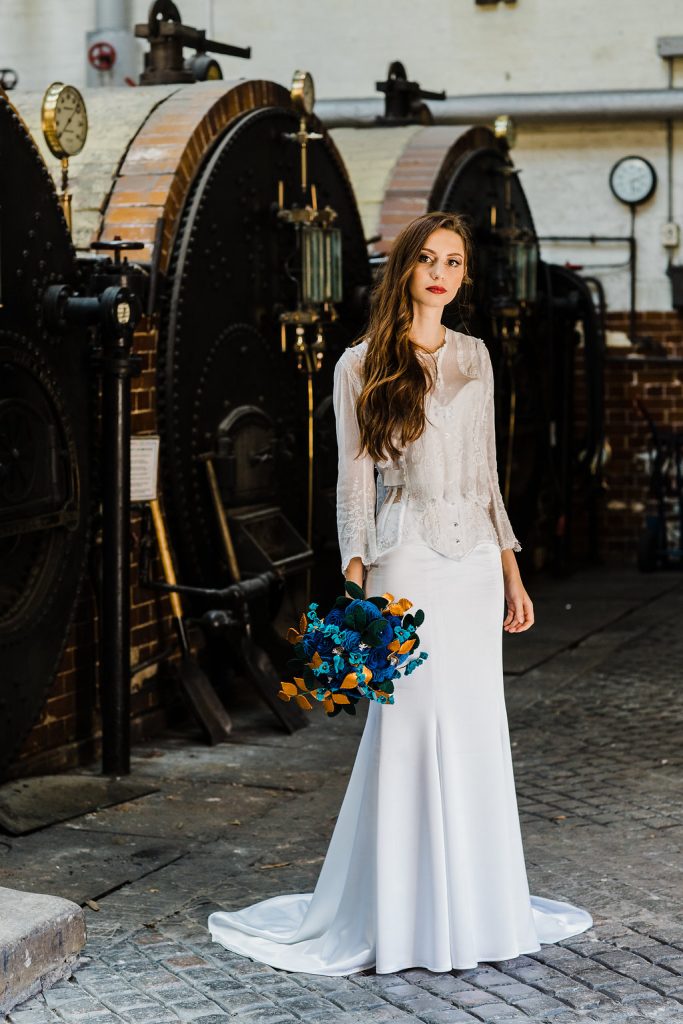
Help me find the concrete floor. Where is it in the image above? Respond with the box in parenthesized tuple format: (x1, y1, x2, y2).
(3, 562, 683, 1024)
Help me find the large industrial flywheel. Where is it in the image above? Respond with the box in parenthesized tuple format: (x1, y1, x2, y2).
(431, 141, 537, 325)
(0, 70, 371, 773)
(0, 93, 91, 771)
(157, 101, 370, 596)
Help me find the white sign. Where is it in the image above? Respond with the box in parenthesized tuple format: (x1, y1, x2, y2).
(130, 435, 160, 503)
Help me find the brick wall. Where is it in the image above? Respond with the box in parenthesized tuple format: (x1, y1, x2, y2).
(572, 310, 683, 565)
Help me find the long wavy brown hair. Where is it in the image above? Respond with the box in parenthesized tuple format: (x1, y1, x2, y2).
(353, 211, 474, 463)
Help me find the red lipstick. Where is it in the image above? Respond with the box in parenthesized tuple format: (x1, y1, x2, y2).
(427, 286, 446, 294)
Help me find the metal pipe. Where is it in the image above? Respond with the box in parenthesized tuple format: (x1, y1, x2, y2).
(315, 89, 683, 127)
(205, 0, 215, 39)
(662, 54, 675, 270)
(95, 0, 132, 30)
(538, 233, 637, 342)
(629, 209, 637, 343)
(132, 645, 174, 676)
(101, 330, 134, 776)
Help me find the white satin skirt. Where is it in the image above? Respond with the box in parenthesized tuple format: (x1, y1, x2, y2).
(208, 537, 593, 975)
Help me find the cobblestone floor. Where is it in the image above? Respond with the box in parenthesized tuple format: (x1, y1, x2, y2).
(5, 568, 683, 1024)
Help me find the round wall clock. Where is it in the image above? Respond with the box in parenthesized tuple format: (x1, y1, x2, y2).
(609, 155, 657, 207)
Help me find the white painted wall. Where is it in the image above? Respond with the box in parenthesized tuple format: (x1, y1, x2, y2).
(4, 0, 682, 97)
(515, 122, 679, 316)
(2, 0, 682, 313)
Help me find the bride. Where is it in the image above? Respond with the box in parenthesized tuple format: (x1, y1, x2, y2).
(208, 211, 593, 974)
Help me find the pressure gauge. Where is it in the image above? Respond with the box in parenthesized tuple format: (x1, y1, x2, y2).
(41, 82, 88, 159)
(291, 70, 315, 116)
(609, 155, 657, 207)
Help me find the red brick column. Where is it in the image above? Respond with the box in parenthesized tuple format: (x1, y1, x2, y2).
(572, 311, 683, 564)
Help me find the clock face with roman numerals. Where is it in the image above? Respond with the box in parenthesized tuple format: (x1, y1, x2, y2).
(609, 155, 657, 207)
(41, 82, 88, 159)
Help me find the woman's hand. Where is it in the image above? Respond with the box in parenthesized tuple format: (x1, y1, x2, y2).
(344, 556, 365, 590)
(501, 551, 534, 633)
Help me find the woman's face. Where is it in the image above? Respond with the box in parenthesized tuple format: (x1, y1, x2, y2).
(407, 227, 466, 310)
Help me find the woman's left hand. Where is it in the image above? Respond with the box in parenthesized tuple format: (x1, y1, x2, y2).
(502, 574, 534, 633)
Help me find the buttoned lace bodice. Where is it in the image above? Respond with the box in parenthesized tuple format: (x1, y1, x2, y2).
(332, 328, 521, 576)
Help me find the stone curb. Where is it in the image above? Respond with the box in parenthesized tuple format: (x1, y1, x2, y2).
(0, 885, 86, 1014)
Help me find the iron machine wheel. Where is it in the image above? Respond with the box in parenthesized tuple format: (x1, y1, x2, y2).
(158, 103, 371, 605)
(0, 95, 91, 775)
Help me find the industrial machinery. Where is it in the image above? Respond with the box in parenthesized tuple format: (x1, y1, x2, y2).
(1, 5, 370, 777)
(0, 92, 92, 774)
(1, 17, 606, 779)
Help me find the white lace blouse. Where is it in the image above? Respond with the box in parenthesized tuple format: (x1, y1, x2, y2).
(332, 327, 522, 577)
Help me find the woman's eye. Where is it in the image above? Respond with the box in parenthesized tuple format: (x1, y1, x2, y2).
(449, 259, 462, 267)
(418, 254, 431, 263)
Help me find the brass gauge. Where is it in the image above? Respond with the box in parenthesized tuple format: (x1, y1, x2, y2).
(41, 82, 88, 158)
(291, 70, 315, 116)
(41, 82, 88, 235)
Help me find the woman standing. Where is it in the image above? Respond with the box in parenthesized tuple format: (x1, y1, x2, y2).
(208, 211, 592, 975)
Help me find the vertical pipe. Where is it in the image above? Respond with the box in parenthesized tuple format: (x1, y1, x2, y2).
(666, 57, 674, 271)
(95, 0, 132, 30)
(629, 209, 636, 344)
(101, 333, 132, 775)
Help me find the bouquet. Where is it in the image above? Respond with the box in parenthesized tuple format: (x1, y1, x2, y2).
(277, 579, 428, 717)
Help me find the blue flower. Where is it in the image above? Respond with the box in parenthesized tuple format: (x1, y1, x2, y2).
(301, 633, 318, 658)
(365, 646, 390, 672)
(372, 618, 394, 646)
(316, 633, 337, 659)
(324, 607, 346, 628)
(356, 599, 383, 621)
(342, 628, 361, 649)
(332, 653, 346, 675)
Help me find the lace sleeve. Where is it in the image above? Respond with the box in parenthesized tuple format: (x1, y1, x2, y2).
(480, 341, 522, 553)
(332, 350, 378, 576)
